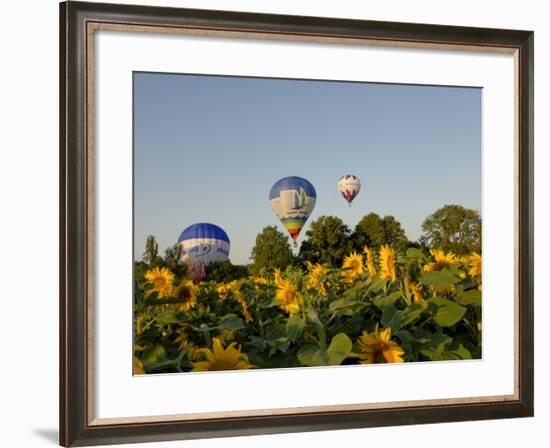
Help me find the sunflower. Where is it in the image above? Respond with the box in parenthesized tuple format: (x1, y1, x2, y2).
(181, 342, 201, 363)
(409, 281, 426, 305)
(355, 326, 405, 364)
(379, 245, 397, 282)
(173, 328, 200, 361)
(423, 249, 459, 272)
(216, 283, 230, 300)
(172, 280, 199, 312)
(144, 267, 175, 298)
(173, 324, 192, 350)
(198, 303, 207, 314)
(276, 279, 301, 314)
(468, 253, 482, 277)
(192, 337, 253, 372)
(273, 268, 285, 288)
(218, 328, 236, 345)
(306, 262, 329, 297)
(423, 249, 459, 293)
(228, 280, 253, 323)
(254, 276, 269, 290)
(133, 356, 145, 375)
(363, 246, 378, 278)
(341, 252, 364, 283)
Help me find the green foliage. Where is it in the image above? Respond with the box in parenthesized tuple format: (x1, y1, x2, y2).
(421, 204, 481, 255)
(134, 242, 482, 373)
(352, 213, 409, 252)
(428, 296, 467, 327)
(205, 261, 249, 283)
(134, 202, 483, 374)
(297, 333, 353, 366)
(163, 244, 188, 278)
(249, 226, 295, 275)
(422, 270, 460, 286)
(286, 314, 305, 342)
(298, 215, 353, 266)
(142, 235, 163, 266)
(194, 314, 245, 332)
(355, 213, 385, 247)
(386, 304, 426, 332)
(133, 261, 150, 284)
(456, 289, 482, 307)
(420, 342, 472, 361)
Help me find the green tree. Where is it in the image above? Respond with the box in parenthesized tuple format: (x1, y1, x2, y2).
(163, 243, 188, 278)
(298, 216, 352, 266)
(142, 235, 162, 266)
(353, 213, 408, 252)
(205, 261, 249, 283)
(249, 226, 295, 275)
(354, 213, 385, 248)
(421, 204, 481, 254)
(381, 215, 409, 251)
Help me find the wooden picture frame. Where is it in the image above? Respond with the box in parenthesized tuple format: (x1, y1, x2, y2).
(59, 1, 534, 446)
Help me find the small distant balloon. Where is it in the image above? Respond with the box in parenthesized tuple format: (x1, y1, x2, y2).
(177, 223, 230, 279)
(338, 174, 361, 206)
(269, 176, 316, 247)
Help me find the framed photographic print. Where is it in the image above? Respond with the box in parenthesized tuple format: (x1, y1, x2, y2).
(59, 1, 534, 446)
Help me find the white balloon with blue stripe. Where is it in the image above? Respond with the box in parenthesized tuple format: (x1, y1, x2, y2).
(177, 223, 230, 269)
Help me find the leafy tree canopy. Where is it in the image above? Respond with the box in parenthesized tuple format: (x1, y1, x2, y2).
(142, 235, 163, 266)
(298, 215, 353, 266)
(250, 226, 295, 275)
(421, 204, 481, 255)
(205, 261, 249, 283)
(353, 213, 408, 252)
(163, 243, 188, 278)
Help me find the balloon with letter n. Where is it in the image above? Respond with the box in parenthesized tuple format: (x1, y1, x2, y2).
(269, 176, 316, 248)
(177, 223, 230, 281)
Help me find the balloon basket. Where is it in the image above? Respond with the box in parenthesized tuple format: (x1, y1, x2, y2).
(292, 241, 298, 248)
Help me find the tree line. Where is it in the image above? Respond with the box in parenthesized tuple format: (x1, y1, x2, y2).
(137, 204, 481, 283)
(250, 204, 481, 274)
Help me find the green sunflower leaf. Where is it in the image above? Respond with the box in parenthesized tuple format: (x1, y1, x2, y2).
(388, 303, 426, 331)
(141, 344, 166, 365)
(422, 270, 460, 286)
(406, 248, 425, 260)
(154, 313, 180, 325)
(373, 291, 401, 309)
(429, 296, 467, 327)
(297, 344, 324, 366)
(286, 314, 305, 342)
(326, 333, 353, 365)
(456, 289, 482, 307)
(218, 314, 245, 330)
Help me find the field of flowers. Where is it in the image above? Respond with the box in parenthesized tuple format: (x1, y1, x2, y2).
(133, 246, 482, 374)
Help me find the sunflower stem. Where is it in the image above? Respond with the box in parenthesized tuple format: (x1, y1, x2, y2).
(201, 325, 213, 348)
(316, 324, 327, 352)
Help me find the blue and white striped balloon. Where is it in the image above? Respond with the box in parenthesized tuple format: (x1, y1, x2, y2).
(177, 223, 230, 269)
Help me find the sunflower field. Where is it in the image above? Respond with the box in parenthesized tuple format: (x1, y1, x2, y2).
(133, 246, 482, 374)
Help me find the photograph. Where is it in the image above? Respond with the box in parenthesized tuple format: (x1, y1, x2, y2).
(52, 1, 536, 445)
(132, 72, 483, 374)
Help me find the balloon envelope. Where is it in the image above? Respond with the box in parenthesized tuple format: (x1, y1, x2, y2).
(177, 223, 230, 269)
(338, 174, 361, 205)
(269, 176, 316, 242)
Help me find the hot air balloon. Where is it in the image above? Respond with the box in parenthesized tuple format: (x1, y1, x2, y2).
(269, 176, 316, 247)
(177, 223, 230, 279)
(338, 174, 361, 206)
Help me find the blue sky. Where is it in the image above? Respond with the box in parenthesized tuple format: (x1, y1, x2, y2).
(134, 72, 481, 264)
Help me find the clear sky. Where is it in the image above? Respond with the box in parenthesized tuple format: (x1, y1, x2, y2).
(133, 72, 481, 264)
